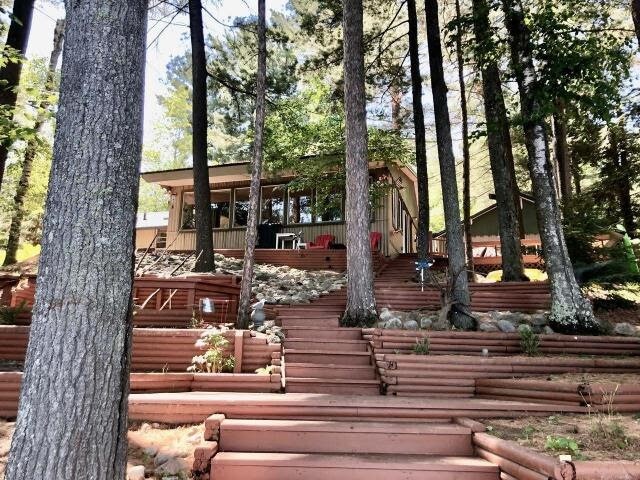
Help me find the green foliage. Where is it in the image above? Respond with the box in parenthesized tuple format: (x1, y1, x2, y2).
(412, 337, 430, 355)
(518, 324, 540, 356)
(188, 329, 236, 373)
(255, 365, 275, 375)
(544, 435, 581, 457)
(0, 301, 27, 325)
(590, 419, 634, 450)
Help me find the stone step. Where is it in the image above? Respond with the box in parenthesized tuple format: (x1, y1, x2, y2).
(211, 453, 499, 480)
(285, 363, 377, 380)
(284, 338, 369, 352)
(282, 326, 363, 340)
(284, 349, 372, 365)
(279, 318, 340, 328)
(219, 419, 473, 455)
(285, 378, 380, 395)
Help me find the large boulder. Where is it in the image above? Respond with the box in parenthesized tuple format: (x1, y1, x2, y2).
(403, 320, 419, 330)
(614, 322, 637, 337)
(384, 318, 403, 330)
(497, 319, 516, 333)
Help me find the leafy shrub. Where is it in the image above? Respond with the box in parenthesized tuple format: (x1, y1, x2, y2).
(255, 365, 275, 375)
(0, 301, 27, 325)
(188, 328, 235, 373)
(518, 324, 540, 356)
(412, 337, 430, 355)
(545, 435, 582, 457)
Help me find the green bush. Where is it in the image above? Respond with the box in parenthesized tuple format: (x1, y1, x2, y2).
(412, 337, 430, 355)
(518, 324, 540, 356)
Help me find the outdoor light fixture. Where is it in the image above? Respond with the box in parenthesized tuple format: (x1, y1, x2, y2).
(200, 297, 214, 314)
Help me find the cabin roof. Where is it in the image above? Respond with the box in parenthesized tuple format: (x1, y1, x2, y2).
(136, 211, 169, 229)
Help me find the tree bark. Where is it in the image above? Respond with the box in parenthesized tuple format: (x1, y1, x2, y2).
(472, 0, 525, 282)
(237, 0, 266, 329)
(189, 0, 215, 272)
(633, 0, 640, 49)
(3, 19, 65, 267)
(455, 0, 473, 278)
(390, 83, 403, 131)
(553, 97, 572, 202)
(502, 0, 598, 334)
(424, 0, 474, 329)
(6, 1, 147, 478)
(407, 0, 430, 261)
(0, 0, 36, 191)
(609, 126, 636, 235)
(341, 0, 376, 327)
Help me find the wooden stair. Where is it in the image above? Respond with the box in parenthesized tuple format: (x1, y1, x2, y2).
(210, 415, 498, 480)
(281, 314, 380, 395)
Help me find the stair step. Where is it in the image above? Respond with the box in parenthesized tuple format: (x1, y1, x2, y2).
(285, 363, 377, 380)
(284, 339, 369, 352)
(284, 349, 372, 365)
(285, 378, 380, 395)
(211, 453, 499, 480)
(282, 326, 362, 340)
(219, 419, 473, 455)
(279, 318, 340, 328)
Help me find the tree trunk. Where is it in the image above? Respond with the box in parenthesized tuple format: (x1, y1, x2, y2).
(633, 0, 640, 49)
(0, 0, 36, 191)
(553, 97, 572, 202)
(390, 83, 403, 131)
(6, 1, 147, 478)
(502, 0, 598, 334)
(189, 0, 215, 272)
(424, 0, 474, 330)
(3, 19, 65, 267)
(455, 0, 473, 278)
(407, 0, 430, 261)
(237, 0, 266, 329)
(472, 0, 525, 282)
(610, 126, 636, 235)
(341, 0, 376, 327)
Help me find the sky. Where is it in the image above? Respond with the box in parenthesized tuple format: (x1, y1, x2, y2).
(26, 0, 289, 144)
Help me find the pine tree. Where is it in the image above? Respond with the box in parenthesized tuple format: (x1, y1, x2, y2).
(6, 1, 147, 477)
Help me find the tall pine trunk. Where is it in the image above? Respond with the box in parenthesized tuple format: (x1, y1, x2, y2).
(454, 0, 473, 277)
(472, 0, 525, 282)
(0, 0, 36, 190)
(407, 0, 430, 261)
(6, 1, 147, 478)
(189, 0, 215, 272)
(237, 0, 266, 329)
(3, 19, 65, 267)
(424, 0, 474, 329)
(609, 126, 636, 234)
(553, 97, 572, 202)
(502, 0, 598, 333)
(341, 0, 376, 327)
(633, 0, 640, 48)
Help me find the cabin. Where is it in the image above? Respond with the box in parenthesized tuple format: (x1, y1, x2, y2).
(138, 160, 420, 257)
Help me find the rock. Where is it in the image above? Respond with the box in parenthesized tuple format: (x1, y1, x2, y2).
(142, 446, 158, 457)
(127, 465, 145, 480)
(419, 317, 433, 329)
(497, 319, 516, 333)
(154, 451, 173, 466)
(543, 326, 555, 335)
(156, 458, 189, 476)
(479, 322, 499, 332)
(384, 318, 403, 329)
(187, 433, 202, 445)
(379, 308, 394, 321)
(139, 422, 152, 433)
(614, 322, 637, 336)
(451, 312, 477, 331)
(499, 312, 526, 324)
(403, 320, 419, 330)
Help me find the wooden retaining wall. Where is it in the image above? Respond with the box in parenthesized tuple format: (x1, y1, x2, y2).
(374, 282, 551, 313)
(364, 329, 640, 356)
(0, 326, 280, 373)
(376, 353, 640, 399)
(0, 370, 282, 418)
(475, 378, 640, 412)
(464, 422, 640, 480)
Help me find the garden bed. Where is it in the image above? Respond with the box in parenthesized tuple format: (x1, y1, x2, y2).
(482, 414, 640, 461)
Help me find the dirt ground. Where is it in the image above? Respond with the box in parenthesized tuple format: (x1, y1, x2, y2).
(0, 420, 203, 479)
(483, 414, 640, 461)
(515, 373, 640, 384)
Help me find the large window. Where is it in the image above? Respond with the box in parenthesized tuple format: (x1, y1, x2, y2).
(181, 190, 231, 230)
(261, 185, 285, 224)
(233, 188, 250, 227)
(288, 189, 313, 224)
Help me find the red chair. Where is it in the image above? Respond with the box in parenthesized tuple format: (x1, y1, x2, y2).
(308, 234, 335, 249)
(370, 231, 382, 251)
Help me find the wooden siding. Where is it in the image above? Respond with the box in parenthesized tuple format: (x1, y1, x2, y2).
(136, 228, 161, 250)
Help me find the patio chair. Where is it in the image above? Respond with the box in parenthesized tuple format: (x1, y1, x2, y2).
(308, 234, 335, 249)
(370, 231, 382, 251)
